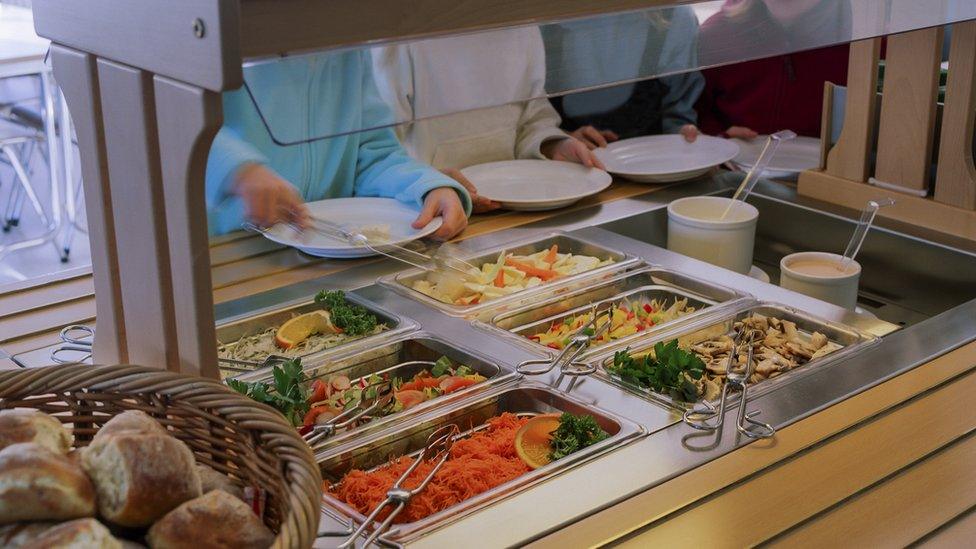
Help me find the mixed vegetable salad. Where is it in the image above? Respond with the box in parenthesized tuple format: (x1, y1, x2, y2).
(227, 356, 487, 436)
(411, 244, 614, 306)
(527, 297, 696, 350)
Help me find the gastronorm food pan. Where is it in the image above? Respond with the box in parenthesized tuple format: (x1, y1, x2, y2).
(591, 302, 880, 412)
(318, 382, 643, 545)
(380, 231, 639, 320)
(483, 266, 752, 360)
(215, 292, 416, 379)
(233, 334, 511, 452)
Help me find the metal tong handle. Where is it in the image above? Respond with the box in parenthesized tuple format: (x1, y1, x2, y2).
(339, 424, 460, 548)
(516, 303, 613, 377)
(304, 392, 394, 447)
(50, 324, 95, 365)
(733, 340, 776, 440)
(682, 327, 749, 431)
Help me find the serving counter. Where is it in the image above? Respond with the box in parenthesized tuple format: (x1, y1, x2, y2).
(7, 173, 976, 546)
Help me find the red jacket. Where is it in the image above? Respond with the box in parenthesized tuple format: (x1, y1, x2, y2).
(694, 0, 852, 138)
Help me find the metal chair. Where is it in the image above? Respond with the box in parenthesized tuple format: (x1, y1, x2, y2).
(0, 115, 59, 262)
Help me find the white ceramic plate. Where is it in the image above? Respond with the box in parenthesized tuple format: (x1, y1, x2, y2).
(730, 135, 821, 181)
(594, 135, 740, 183)
(260, 197, 442, 259)
(460, 159, 612, 211)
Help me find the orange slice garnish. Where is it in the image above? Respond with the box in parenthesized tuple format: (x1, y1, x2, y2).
(514, 413, 561, 469)
(274, 310, 339, 349)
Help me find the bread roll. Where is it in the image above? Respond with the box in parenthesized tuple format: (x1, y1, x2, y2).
(196, 464, 245, 502)
(0, 443, 96, 524)
(0, 409, 72, 454)
(92, 411, 167, 443)
(147, 490, 274, 549)
(0, 521, 57, 548)
(81, 433, 201, 527)
(26, 518, 122, 549)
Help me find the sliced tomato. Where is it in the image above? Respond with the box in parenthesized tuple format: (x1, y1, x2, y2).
(395, 389, 426, 410)
(309, 379, 329, 404)
(643, 303, 654, 314)
(439, 376, 479, 393)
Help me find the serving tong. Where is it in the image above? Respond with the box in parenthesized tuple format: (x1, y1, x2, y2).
(244, 217, 478, 279)
(516, 302, 614, 391)
(682, 328, 776, 440)
(50, 324, 94, 365)
(332, 424, 461, 548)
(301, 359, 443, 447)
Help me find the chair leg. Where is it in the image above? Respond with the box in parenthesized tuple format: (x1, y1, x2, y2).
(2, 182, 23, 231)
(1, 145, 49, 226)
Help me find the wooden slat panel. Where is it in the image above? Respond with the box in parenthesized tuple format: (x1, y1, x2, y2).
(769, 434, 976, 547)
(934, 20, 976, 209)
(873, 28, 944, 193)
(528, 342, 976, 548)
(616, 368, 976, 547)
(0, 275, 94, 318)
(919, 507, 976, 548)
(0, 298, 96, 344)
(825, 38, 881, 182)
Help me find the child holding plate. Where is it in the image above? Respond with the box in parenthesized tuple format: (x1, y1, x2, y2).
(205, 50, 471, 239)
(371, 27, 602, 212)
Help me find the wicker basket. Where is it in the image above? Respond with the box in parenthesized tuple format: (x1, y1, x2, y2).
(0, 364, 322, 549)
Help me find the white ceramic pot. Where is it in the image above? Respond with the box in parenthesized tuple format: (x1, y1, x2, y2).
(779, 251, 861, 310)
(667, 196, 758, 275)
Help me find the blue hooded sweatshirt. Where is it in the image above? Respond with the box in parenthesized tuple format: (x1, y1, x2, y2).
(205, 50, 471, 236)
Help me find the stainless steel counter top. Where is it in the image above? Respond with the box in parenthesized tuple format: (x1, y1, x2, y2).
(182, 175, 976, 547)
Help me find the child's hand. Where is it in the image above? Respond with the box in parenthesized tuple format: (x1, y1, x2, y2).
(570, 126, 619, 149)
(413, 187, 468, 240)
(233, 164, 309, 228)
(440, 168, 500, 214)
(541, 137, 607, 170)
(679, 124, 700, 143)
(725, 126, 759, 140)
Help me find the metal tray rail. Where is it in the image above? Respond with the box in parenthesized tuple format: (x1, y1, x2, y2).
(481, 266, 752, 361)
(215, 292, 417, 379)
(379, 231, 639, 320)
(318, 383, 644, 545)
(234, 334, 512, 452)
(590, 302, 880, 412)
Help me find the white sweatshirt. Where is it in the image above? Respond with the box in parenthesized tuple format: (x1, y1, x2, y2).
(371, 27, 568, 170)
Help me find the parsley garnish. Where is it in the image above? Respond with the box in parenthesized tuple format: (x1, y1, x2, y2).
(227, 359, 310, 427)
(548, 413, 609, 461)
(314, 290, 380, 336)
(607, 339, 705, 403)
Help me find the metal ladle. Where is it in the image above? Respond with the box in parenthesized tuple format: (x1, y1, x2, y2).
(720, 129, 798, 220)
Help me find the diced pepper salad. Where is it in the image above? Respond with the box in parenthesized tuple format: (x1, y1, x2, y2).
(301, 357, 486, 430)
(410, 245, 615, 306)
(526, 297, 697, 350)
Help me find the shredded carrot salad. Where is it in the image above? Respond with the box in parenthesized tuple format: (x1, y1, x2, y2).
(329, 413, 531, 523)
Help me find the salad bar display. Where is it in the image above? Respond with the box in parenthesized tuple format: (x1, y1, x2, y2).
(217, 238, 887, 546)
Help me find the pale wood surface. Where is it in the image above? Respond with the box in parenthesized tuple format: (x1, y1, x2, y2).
(528, 341, 976, 548)
(934, 20, 976, 210)
(874, 28, 943, 193)
(825, 38, 881, 182)
(919, 507, 976, 548)
(798, 169, 976, 241)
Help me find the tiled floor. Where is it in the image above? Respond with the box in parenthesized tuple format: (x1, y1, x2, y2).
(0, 76, 90, 288)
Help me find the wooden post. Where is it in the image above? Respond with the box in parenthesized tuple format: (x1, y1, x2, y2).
(825, 38, 882, 182)
(872, 28, 944, 195)
(934, 21, 976, 210)
(49, 47, 127, 364)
